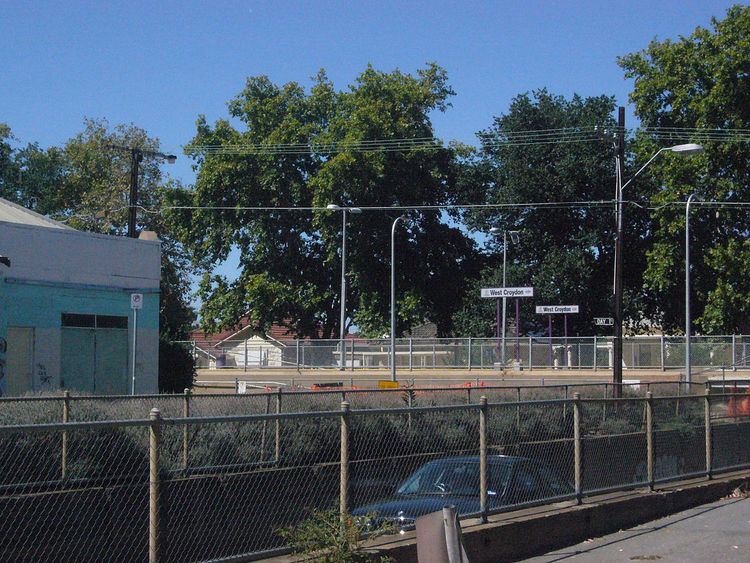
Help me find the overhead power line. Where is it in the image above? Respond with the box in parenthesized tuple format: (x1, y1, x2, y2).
(183, 126, 750, 156)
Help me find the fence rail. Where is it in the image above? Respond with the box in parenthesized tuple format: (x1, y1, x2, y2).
(178, 334, 750, 371)
(0, 381, 711, 425)
(0, 390, 749, 561)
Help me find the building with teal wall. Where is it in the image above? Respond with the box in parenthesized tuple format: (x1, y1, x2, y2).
(0, 198, 160, 396)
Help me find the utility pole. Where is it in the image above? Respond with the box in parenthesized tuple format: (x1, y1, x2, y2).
(106, 145, 176, 238)
(613, 107, 625, 397)
(128, 149, 142, 238)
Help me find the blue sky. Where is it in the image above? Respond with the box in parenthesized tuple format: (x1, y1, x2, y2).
(1, 0, 739, 186)
(1, 0, 739, 294)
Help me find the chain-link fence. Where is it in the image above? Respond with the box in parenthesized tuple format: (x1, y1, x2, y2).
(0, 382, 710, 425)
(179, 334, 750, 371)
(1, 389, 748, 561)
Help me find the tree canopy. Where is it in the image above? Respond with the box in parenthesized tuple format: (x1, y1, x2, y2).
(619, 4, 750, 333)
(453, 90, 635, 336)
(178, 64, 480, 338)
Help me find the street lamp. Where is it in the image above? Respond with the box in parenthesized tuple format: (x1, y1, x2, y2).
(106, 145, 177, 238)
(685, 193, 701, 384)
(612, 141, 703, 392)
(489, 227, 520, 366)
(327, 204, 362, 370)
(390, 215, 409, 381)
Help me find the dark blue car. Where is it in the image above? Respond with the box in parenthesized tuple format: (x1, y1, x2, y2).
(352, 455, 572, 530)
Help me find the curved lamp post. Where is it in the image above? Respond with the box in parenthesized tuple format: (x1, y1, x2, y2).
(613, 142, 703, 391)
(327, 204, 362, 370)
(390, 215, 409, 381)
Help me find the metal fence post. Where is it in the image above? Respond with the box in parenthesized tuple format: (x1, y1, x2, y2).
(468, 337, 472, 371)
(593, 335, 597, 371)
(705, 388, 712, 479)
(244, 339, 248, 373)
(340, 401, 350, 524)
(479, 396, 488, 523)
(149, 408, 161, 563)
(466, 387, 472, 404)
(660, 335, 665, 371)
(732, 334, 737, 371)
(62, 390, 70, 479)
(275, 388, 282, 463)
(528, 336, 533, 371)
(409, 338, 413, 371)
(296, 338, 300, 369)
(646, 392, 654, 491)
(573, 393, 582, 504)
(516, 387, 521, 428)
(182, 388, 191, 470)
(349, 339, 355, 371)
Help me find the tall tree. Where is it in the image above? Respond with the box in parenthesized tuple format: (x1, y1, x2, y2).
(453, 90, 642, 336)
(178, 64, 479, 337)
(619, 5, 750, 333)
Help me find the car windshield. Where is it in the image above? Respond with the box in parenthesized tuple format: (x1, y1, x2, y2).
(396, 460, 509, 497)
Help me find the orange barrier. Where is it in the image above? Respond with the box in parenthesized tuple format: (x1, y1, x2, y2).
(727, 387, 750, 417)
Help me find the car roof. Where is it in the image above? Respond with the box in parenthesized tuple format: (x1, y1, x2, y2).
(426, 455, 528, 465)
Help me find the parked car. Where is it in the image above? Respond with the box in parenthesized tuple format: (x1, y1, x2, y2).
(352, 455, 572, 529)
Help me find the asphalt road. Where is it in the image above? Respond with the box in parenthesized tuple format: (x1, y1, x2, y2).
(524, 495, 750, 562)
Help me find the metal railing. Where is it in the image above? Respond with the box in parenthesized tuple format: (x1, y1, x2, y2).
(178, 335, 750, 371)
(0, 381, 709, 425)
(0, 390, 748, 561)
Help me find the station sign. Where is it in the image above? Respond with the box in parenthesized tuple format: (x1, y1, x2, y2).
(535, 305, 579, 314)
(595, 317, 614, 326)
(480, 287, 534, 298)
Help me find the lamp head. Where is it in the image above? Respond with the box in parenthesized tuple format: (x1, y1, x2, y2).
(166, 155, 177, 164)
(509, 231, 520, 244)
(489, 227, 502, 237)
(669, 143, 704, 155)
(348, 207, 362, 214)
(326, 204, 342, 211)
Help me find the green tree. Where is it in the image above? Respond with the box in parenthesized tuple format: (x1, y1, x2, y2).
(454, 90, 640, 336)
(1, 120, 196, 388)
(619, 5, 750, 333)
(178, 64, 479, 338)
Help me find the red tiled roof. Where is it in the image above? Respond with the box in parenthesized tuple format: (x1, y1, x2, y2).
(189, 317, 341, 342)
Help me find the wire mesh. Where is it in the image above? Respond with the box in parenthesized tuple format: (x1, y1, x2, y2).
(0, 422, 150, 562)
(161, 412, 340, 561)
(652, 396, 706, 481)
(710, 392, 750, 472)
(349, 406, 480, 524)
(580, 399, 647, 493)
(486, 401, 574, 510)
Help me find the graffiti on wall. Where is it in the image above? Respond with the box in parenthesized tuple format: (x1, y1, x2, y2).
(37, 363, 51, 388)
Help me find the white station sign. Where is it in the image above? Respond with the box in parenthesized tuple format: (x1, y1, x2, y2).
(536, 305, 579, 314)
(480, 287, 534, 298)
(595, 317, 615, 326)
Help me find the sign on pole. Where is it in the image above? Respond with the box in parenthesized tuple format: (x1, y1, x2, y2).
(480, 287, 534, 298)
(535, 305, 579, 314)
(595, 317, 614, 326)
(130, 293, 143, 310)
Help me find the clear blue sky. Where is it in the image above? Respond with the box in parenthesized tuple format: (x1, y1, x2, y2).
(1, 0, 739, 187)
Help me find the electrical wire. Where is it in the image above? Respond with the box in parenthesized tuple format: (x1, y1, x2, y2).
(183, 126, 750, 156)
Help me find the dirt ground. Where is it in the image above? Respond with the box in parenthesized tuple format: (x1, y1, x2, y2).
(190, 366, 745, 392)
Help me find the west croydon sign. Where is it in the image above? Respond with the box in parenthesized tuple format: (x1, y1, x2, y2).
(480, 287, 534, 298)
(535, 305, 579, 314)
